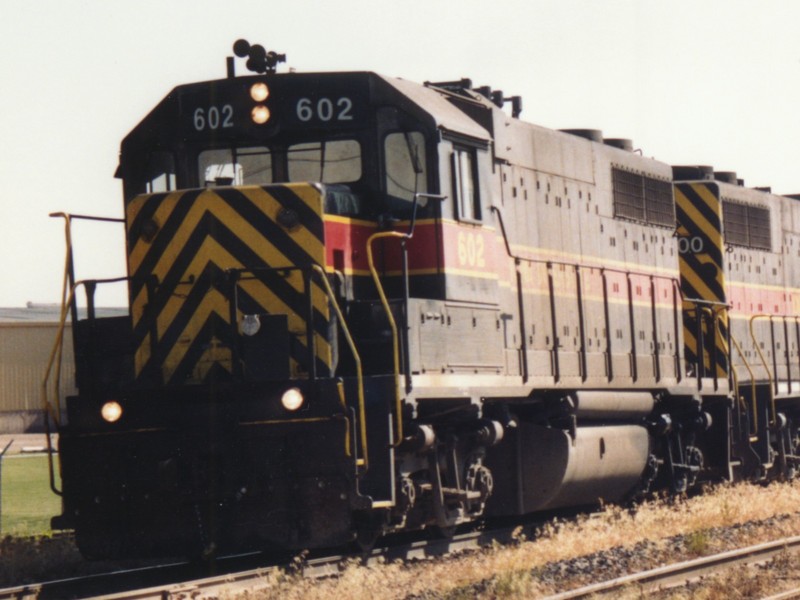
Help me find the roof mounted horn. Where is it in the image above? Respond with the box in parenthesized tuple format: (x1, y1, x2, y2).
(232, 39, 286, 75)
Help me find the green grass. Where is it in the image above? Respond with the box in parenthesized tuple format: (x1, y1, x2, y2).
(0, 455, 62, 536)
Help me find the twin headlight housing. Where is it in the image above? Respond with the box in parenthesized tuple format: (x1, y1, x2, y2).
(250, 82, 271, 125)
(99, 387, 304, 425)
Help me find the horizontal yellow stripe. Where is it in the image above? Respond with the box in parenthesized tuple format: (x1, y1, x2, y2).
(727, 280, 800, 293)
(503, 236, 678, 278)
(516, 287, 678, 311)
(323, 214, 375, 227)
(240, 416, 335, 426)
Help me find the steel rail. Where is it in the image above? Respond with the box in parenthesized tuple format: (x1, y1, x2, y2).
(544, 534, 800, 599)
(0, 526, 526, 600)
(17, 524, 800, 599)
(763, 588, 800, 600)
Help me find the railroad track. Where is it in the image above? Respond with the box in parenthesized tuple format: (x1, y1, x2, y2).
(7, 527, 800, 599)
(545, 535, 800, 599)
(0, 525, 525, 599)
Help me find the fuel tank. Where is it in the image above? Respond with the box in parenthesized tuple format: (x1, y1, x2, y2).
(486, 422, 650, 515)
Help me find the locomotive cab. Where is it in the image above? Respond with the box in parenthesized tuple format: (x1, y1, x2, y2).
(53, 53, 504, 557)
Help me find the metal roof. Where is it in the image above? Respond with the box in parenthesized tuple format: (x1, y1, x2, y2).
(379, 75, 491, 142)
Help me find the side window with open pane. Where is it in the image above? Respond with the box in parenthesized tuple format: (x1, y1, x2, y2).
(144, 151, 177, 193)
(452, 147, 480, 221)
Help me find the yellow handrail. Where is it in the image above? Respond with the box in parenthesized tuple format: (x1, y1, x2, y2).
(727, 326, 758, 435)
(366, 231, 407, 446)
(41, 285, 75, 428)
(750, 314, 777, 427)
(40, 278, 81, 498)
(310, 264, 368, 469)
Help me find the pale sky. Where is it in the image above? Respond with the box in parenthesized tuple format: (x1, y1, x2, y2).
(1, 0, 799, 307)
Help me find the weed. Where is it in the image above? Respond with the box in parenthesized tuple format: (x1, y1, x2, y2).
(489, 569, 535, 598)
(684, 530, 710, 555)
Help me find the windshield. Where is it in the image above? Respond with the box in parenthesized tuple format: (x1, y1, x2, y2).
(198, 139, 362, 188)
(288, 140, 361, 183)
(199, 146, 272, 186)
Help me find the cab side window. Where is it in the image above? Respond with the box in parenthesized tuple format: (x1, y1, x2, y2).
(144, 151, 176, 193)
(452, 147, 480, 221)
(385, 132, 427, 205)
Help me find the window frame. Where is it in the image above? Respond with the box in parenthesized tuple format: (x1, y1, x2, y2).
(383, 130, 428, 207)
(451, 145, 482, 223)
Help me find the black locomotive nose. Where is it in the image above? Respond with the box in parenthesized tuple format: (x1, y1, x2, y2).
(157, 457, 178, 491)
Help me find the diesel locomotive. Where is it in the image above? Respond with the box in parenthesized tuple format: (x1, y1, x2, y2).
(44, 40, 800, 559)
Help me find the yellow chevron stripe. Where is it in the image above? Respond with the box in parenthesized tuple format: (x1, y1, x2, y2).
(244, 187, 324, 263)
(144, 241, 331, 375)
(675, 189, 723, 256)
(678, 257, 722, 303)
(683, 326, 699, 355)
(131, 286, 146, 329)
(151, 236, 326, 339)
(694, 183, 721, 217)
(682, 310, 728, 377)
(130, 191, 328, 317)
(682, 327, 726, 377)
(128, 192, 188, 273)
(159, 286, 330, 382)
(237, 276, 332, 365)
(130, 186, 332, 381)
(135, 332, 151, 377)
(288, 183, 326, 216)
(161, 287, 232, 382)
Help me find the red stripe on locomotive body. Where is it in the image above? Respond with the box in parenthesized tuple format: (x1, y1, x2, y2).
(323, 215, 680, 307)
(727, 282, 795, 318)
(323, 217, 376, 274)
(437, 222, 500, 277)
(324, 217, 498, 276)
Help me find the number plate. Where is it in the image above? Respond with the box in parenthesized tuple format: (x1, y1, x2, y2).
(177, 75, 369, 139)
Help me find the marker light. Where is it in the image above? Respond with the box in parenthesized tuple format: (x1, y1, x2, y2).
(250, 82, 270, 102)
(251, 105, 270, 124)
(241, 314, 261, 336)
(101, 401, 123, 423)
(280, 387, 305, 412)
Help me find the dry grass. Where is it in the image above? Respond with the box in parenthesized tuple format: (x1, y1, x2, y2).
(5, 480, 800, 596)
(232, 480, 800, 599)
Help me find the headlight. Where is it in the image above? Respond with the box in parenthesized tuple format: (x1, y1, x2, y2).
(250, 82, 270, 102)
(280, 387, 304, 411)
(251, 105, 270, 124)
(101, 401, 123, 423)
